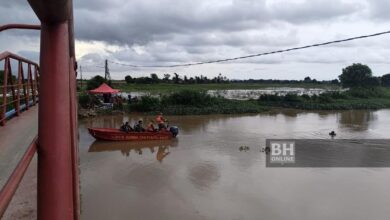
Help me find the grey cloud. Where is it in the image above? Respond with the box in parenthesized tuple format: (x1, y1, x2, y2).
(18, 50, 40, 63)
(369, 0, 390, 20)
(72, 0, 358, 46)
(2, 0, 390, 80)
(269, 0, 362, 23)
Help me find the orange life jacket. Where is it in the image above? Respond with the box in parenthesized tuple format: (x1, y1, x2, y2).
(156, 115, 164, 124)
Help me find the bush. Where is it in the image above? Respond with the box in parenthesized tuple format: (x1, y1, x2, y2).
(346, 87, 384, 98)
(87, 75, 107, 90)
(317, 93, 333, 103)
(161, 90, 215, 107)
(283, 94, 301, 102)
(258, 94, 284, 102)
(129, 96, 161, 112)
(78, 92, 99, 108)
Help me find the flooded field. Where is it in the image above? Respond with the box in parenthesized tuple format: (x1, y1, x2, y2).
(208, 88, 346, 100)
(79, 110, 390, 220)
(120, 87, 345, 101)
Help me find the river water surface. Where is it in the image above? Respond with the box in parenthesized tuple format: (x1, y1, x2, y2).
(79, 109, 390, 220)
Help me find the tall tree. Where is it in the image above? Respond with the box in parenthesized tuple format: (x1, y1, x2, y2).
(339, 63, 375, 88)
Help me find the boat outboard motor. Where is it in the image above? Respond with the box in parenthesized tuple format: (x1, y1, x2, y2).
(169, 126, 179, 137)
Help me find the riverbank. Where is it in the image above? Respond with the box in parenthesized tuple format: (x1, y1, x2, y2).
(258, 87, 390, 110)
(126, 90, 269, 115)
(79, 87, 390, 116)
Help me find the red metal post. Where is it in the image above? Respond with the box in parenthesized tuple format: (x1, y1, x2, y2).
(7, 60, 17, 114)
(1, 58, 9, 126)
(37, 22, 75, 220)
(32, 66, 38, 105)
(16, 61, 23, 115)
(21, 65, 28, 108)
(26, 64, 31, 110)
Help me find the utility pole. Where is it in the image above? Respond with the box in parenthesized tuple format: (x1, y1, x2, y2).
(104, 59, 111, 84)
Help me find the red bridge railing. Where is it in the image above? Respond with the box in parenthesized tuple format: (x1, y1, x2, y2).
(0, 0, 80, 219)
(0, 51, 40, 126)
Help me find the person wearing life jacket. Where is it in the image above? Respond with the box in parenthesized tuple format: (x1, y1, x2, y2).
(156, 112, 167, 130)
(147, 120, 156, 132)
(134, 119, 145, 132)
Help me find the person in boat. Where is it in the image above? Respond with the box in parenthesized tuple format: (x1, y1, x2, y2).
(156, 112, 167, 130)
(134, 119, 145, 132)
(147, 120, 156, 132)
(120, 122, 132, 133)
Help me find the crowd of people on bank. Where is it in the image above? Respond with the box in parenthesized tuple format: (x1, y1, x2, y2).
(120, 112, 168, 133)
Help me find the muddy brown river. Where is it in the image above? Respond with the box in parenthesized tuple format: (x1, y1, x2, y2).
(79, 110, 390, 220)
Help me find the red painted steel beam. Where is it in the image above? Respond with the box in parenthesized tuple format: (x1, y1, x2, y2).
(27, 1, 79, 219)
(1, 58, 9, 126)
(0, 24, 40, 32)
(0, 137, 37, 218)
(27, 0, 71, 24)
(37, 22, 76, 220)
(0, 51, 39, 66)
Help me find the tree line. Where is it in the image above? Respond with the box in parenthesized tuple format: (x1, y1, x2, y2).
(123, 73, 340, 85)
(84, 63, 390, 90)
(124, 73, 229, 84)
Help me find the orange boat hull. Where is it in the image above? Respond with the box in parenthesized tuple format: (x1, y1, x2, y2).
(88, 128, 174, 141)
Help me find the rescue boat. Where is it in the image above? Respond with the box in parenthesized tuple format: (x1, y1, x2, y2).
(88, 126, 179, 141)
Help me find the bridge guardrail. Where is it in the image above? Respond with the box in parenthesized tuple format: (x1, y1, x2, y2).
(0, 51, 39, 126)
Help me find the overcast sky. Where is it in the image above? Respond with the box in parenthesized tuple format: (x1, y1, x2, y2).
(1, 0, 390, 80)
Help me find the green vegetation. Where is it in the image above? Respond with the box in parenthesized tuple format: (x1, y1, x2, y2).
(128, 90, 268, 115)
(78, 92, 100, 108)
(79, 63, 390, 115)
(0, 70, 17, 84)
(117, 73, 339, 94)
(86, 75, 108, 90)
(116, 82, 340, 94)
(339, 63, 380, 88)
(382, 73, 390, 87)
(258, 87, 390, 110)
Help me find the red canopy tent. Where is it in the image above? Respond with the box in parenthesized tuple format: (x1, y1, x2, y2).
(88, 83, 120, 94)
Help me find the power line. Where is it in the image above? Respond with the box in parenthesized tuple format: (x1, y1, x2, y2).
(107, 30, 390, 68)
